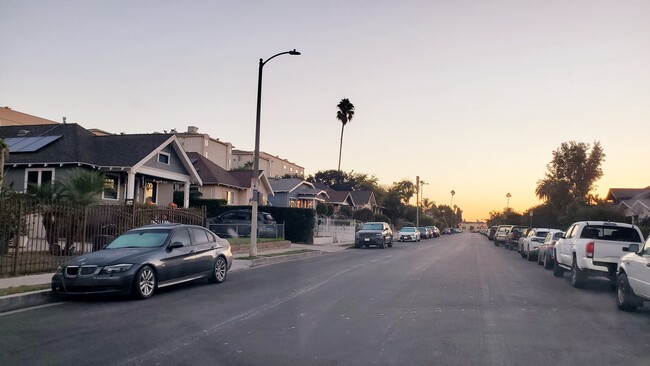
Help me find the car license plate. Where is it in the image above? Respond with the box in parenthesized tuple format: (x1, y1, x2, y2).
(364, 238, 370, 241)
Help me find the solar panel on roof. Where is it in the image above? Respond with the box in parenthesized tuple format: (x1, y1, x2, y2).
(5, 135, 62, 153)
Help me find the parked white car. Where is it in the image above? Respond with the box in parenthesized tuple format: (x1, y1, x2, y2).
(519, 228, 552, 261)
(616, 235, 650, 311)
(397, 227, 420, 242)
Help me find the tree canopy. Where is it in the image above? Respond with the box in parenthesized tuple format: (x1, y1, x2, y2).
(535, 140, 605, 205)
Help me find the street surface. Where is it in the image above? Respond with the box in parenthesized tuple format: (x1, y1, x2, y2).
(1, 233, 649, 365)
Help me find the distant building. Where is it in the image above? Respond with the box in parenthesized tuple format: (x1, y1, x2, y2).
(0, 107, 59, 126)
(232, 150, 304, 178)
(606, 187, 650, 224)
(460, 222, 485, 232)
(175, 126, 233, 171)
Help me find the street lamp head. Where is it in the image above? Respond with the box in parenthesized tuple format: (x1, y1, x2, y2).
(289, 49, 301, 55)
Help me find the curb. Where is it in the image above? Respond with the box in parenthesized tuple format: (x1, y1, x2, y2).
(0, 249, 339, 314)
(0, 289, 62, 314)
(249, 250, 324, 267)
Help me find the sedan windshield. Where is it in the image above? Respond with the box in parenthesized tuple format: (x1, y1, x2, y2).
(106, 229, 171, 249)
(401, 227, 415, 232)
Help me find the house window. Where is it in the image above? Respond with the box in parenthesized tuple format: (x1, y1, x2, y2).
(102, 175, 119, 200)
(158, 152, 170, 165)
(24, 168, 55, 192)
(226, 191, 234, 204)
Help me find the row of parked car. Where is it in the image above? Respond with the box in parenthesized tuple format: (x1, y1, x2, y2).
(481, 221, 650, 312)
(354, 223, 442, 248)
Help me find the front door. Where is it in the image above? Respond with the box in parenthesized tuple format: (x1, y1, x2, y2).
(162, 228, 193, 281)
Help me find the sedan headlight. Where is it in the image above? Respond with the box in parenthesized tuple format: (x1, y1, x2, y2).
(100, 264, 133, 274)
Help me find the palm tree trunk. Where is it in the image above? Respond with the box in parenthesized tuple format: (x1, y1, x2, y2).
(337, 124, 345, 171)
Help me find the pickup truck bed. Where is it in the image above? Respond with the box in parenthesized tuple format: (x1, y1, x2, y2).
(554, 221, 644, 288)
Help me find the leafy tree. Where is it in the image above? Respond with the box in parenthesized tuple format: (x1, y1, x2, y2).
(339, 205, 353, 218)
(308, 169, 351, 189)
(56, 169, 106, 205)
(536, 141, 605, 204)
(336, 98, 355, 171)
(316, 203, 328, 216)
(388, 180, 416, 204)
(231, 161, 253, 171)
(353, 208, 374, 222)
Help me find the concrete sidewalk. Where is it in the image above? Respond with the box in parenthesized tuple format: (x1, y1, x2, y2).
(0, 241, 352, 313)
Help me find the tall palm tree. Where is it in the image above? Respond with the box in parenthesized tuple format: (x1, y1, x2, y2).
(0, 139, 8, 189)
(450, 190, 455, 206)
(336, 98, 355, 171)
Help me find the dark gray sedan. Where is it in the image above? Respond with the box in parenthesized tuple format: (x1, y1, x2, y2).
(51, 223, 233, 299)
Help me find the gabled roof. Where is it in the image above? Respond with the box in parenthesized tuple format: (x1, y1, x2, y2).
(325, 189, 353, 205)
(228, 170, 274, 195)
(269, 178, 314, 193)
(187, 152, 245, 189)
(0, 123, 202, 184)
(606, 188, 650, 202)
(297, 188, 330, 199)
(350, 190, 375, 206)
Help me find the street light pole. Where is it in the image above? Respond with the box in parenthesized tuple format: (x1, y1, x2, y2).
(416, 179, 428, 227)
(250, 49, 300, 257)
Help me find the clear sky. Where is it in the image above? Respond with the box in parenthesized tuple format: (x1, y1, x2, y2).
(1, 0, 649, 221)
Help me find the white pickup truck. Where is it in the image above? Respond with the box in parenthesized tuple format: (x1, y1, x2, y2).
(553, 221, 644, 288)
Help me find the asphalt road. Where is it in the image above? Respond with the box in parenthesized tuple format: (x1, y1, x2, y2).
(1, 233, 649, 366)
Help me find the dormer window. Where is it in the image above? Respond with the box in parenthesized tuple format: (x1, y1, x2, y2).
(158, 152, 170, 165)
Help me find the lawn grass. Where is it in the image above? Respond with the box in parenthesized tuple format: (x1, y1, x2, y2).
(237, 249, 316, 260)
(0, 284, 50, 296)
(226, 237, 285, 245)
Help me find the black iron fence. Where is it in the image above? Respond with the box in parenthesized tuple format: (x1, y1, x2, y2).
(0, 199, 205, 277)
(207, 223, 285, 239)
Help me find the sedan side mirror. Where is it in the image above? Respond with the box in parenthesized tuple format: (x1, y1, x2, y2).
(169, 241, 184, 249)
(623, 244, 639, 253)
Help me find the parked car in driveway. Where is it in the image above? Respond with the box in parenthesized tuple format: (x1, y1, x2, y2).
(208, 209, 277, 238)
(51, 223, 233, 299)
(398, 227, 420, 242)
(354, 222, 393, 249)
(537, 230, 565, 269)
(616, 235, 650, 311)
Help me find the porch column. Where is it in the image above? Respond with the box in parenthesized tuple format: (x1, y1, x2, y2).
(127, 171, 136, 200)
(183, 182, 190, 208)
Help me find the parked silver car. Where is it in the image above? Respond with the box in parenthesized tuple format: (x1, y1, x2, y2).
(52, 223, 233, 299)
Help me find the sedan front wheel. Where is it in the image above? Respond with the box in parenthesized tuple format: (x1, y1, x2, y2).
(133, 265, 156, 299)
(209, 256, 228, 283)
